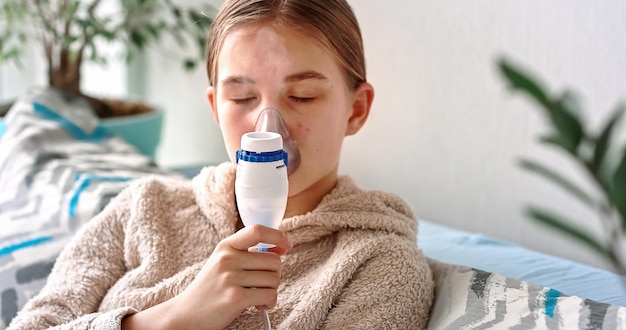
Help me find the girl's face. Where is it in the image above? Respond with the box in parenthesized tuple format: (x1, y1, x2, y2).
(207, 23, 372, 205)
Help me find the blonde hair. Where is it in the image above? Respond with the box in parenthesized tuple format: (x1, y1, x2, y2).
(206, 0, 366, 90)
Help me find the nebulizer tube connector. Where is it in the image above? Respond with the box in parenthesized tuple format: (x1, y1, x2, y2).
(235, 109, 299, 330)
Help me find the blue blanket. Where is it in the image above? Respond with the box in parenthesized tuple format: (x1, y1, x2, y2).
(419, 221, 626, 307)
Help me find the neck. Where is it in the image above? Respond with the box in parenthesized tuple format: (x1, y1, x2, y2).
(284, 168, 338, 218)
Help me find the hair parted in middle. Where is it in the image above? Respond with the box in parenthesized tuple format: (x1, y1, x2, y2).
(206, 0, 366, 90)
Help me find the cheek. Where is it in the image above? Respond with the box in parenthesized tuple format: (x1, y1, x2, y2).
(217, 110, 255, 158)
(292, 121, 312, 140)
(291, 119, 342, 158)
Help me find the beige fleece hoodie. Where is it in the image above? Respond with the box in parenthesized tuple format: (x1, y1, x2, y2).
(8, 162, 434, 330)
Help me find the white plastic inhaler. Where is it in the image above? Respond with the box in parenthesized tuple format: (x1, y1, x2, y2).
(234, 109, 295, 330)
(235, 131, 289, 250)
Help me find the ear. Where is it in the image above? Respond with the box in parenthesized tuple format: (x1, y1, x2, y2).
(345, 82, 374, 136)
(206, 86, 219, 124)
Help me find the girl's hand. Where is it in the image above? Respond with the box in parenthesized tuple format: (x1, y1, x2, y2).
(122, 224, 293, 330)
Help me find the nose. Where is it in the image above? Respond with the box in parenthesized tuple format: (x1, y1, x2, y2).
(248, 98, 281, 129)
(253, 108, 301, 175)
(253, 108, 286, 132)
(255, 99, 280, 114)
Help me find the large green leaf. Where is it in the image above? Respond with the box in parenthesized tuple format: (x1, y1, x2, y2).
(554, 92, 585, 146)
(591, 104, 625, 174)
(499, 59, 584, 154)
(548, 101, 585, 154)
(519, 159, 597, 210)
(612, 148, 626, 220)
(526, 207, 611, 259)
(539, 134, 575, 153)
(498, 58, 550, 109)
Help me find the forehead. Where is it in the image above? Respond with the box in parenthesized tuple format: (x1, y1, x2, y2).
(217, 24, 343, 81)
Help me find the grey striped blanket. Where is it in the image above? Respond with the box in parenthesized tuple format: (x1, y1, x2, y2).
(0, 87, 178, 328)
(427, 259, 626, 329)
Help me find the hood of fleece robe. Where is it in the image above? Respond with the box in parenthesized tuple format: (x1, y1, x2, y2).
(192, 162, 429, 330)
(191, 162, 418, 246)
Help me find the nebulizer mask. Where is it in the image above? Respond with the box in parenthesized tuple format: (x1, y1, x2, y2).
(234, 108, 300, 330)
(250, 108, 300, 175)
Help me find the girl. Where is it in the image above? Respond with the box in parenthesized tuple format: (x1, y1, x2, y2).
(9, 0, 434, 329)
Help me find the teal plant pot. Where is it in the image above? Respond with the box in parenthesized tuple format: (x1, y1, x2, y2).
(101, 108, 164, 159)
(0, 101, 163, 160)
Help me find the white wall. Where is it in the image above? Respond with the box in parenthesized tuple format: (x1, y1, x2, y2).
(341, 1, 626, 271)
(5, 1, 623, 272)
(138, 0, 227, 168)
(146, 0, 626, 271)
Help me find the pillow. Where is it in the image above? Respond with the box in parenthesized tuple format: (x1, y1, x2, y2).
(427, 258, 626, 329)
(0, 87, 179, 329)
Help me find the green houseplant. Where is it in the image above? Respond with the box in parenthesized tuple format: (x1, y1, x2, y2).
(0, 0, 213, 117)
(0, 0, 213, 156)
(498, 57, 626, 276)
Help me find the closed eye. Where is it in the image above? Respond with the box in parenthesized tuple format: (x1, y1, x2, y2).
(233, 97, 255, 105)
(290, 96, 315, 103)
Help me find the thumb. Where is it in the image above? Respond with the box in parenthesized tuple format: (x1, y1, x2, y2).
(228, 224, 293, 252)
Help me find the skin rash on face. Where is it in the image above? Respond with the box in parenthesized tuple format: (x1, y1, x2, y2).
(207, 24, 373, 217)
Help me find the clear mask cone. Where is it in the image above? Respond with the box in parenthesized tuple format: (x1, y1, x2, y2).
(254, 108, 300, 175)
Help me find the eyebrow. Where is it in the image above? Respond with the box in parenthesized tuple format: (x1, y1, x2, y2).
(284, 71, 328, 83)
(220, 76, 256, 86)
(219, 71, 328, 86)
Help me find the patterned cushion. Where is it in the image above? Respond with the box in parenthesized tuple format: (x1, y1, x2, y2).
(0, 88, 178, 329)
(427, 259, 626, 329)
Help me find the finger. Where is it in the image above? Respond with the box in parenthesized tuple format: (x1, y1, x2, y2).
(239, 271, 281, 289)
(238, 252, 282, 272)
(228, 224, 293, 252)
(243, 288, 279, 309)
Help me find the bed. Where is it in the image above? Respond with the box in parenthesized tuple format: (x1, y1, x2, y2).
(1, 88, 625, 329)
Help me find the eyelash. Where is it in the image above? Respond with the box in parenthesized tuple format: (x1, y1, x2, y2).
(233, 98, 254, 105)
(289, 96, 315, 103)
(232, 96, 315, 104)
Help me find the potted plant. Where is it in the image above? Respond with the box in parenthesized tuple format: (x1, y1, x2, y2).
(498, 57, 626, 276)
(0, 0, 213, 157)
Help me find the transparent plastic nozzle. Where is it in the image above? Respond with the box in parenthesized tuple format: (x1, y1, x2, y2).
(254, 108, 300, 175)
